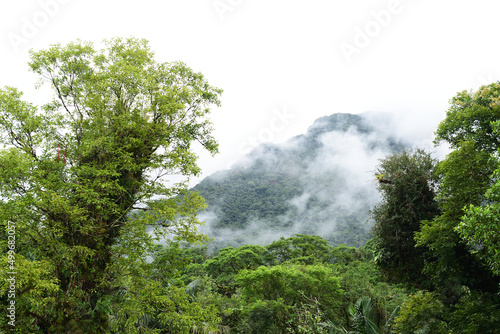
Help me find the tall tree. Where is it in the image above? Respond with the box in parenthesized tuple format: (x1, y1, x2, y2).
(452, 83, 500, 277)
(371, 149, 439, 287)
(0, 38, 222, 333)
(416, 83, 500, 297)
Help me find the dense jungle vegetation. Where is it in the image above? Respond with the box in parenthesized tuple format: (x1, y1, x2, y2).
(1, 37, 500, 333)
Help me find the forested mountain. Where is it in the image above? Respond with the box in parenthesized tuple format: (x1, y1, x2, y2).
(193, 113, 406, 249)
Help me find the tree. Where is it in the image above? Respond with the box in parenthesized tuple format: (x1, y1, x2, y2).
(416, 83, 500, 296)
(460, 179, 500, 276)
(392, 291, 449, 334)
(203, 245, 266, 297)
(0, 37, 222, 333)
(371, 149, 439, 287)
(456, 83, 500, 277)
(264, 234, 334, 265)
(236, 263, 343, 333)
(432, 84, 500, 152)
(415, 142, 498, 295)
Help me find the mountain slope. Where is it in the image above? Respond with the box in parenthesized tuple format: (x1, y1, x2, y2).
(194, 113, 407, 249)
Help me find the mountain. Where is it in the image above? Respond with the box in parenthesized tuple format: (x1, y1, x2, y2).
(193, 113, 407, 250)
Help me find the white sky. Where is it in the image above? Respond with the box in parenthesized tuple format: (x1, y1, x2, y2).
(1, 0, 499, 184)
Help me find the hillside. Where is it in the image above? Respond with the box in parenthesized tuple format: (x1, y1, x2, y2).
(193, 113, 407, 249)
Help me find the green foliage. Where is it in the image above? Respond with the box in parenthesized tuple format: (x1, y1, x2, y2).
(371, 149, 439, 286)
(416, 85, 500, 296)
(203, 245, 266, 296)
(460, 201, 500, 276)
(236, 299, 289, 334)
(392, 292, 500, 334)
(195, 168, 303, 230)
(447, 291, 500, 334)
(348, 296, 384, 334)
(237, 264, 342, 306)
(0, 37, 222, 333)
(8, 43, 500, 332)
(331, 244, 364, 265)
(149, 241, 210, 288)
(371, 82, 500, 332)
(236, 263, 343, 333)
(434, 83, 500, 152)
(155, 235, 408, 334)
(331, 254, 407, 332)
(265, 234, 334, 265)
(392, 291, 449, 334)
(399, 82, 500, 332)
(109, 281, 221, 334)
(0, 255, 60, 331)
(459, 118, 500, 276)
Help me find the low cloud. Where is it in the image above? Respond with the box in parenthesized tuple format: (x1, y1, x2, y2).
(195, 111, 444, 250)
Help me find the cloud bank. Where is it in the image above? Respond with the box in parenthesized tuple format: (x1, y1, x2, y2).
(195, 111, 444, 250)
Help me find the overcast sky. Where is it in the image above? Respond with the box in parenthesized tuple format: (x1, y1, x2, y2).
(1, 0, 499, 184)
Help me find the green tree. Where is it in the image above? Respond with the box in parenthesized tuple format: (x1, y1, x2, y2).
(460, 180, 500, 276)
(432, 84, 500, 152)
(371, 149, 439, 287)
(348, 296, 393, 334)
(0, 37, 222, 333)
(405, 83, 500, 333)
(456, 86, 500, 276)
(265, 234, 334, 265)
(392, 291, 449, 334)
(447, 290, 500, 334)
(203, 245, 266, 297)
(236, 263, 343, 333)
(329, 249, 407, 332)
(416, 83, 500, 296)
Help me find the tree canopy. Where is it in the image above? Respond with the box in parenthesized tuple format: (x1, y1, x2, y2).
(371, 149, 439, 287)
(416, 83, 500, 297)
(0, 37, 222, 333)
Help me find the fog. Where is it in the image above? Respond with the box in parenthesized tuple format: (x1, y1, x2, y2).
(195, 111, 446, 250)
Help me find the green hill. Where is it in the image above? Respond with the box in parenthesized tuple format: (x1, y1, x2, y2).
(193, 113, 406, 249)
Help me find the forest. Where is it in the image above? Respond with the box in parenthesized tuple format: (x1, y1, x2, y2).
(191, 112, 406, 251)
(1, 37, 500, 333)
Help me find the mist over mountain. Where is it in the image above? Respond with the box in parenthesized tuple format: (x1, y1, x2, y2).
(194, 112, 431, 250)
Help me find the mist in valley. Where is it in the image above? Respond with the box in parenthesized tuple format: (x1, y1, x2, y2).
(195, 111, 445, 251)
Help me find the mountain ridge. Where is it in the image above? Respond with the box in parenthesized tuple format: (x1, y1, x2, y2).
(193, 112, 407, 249)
